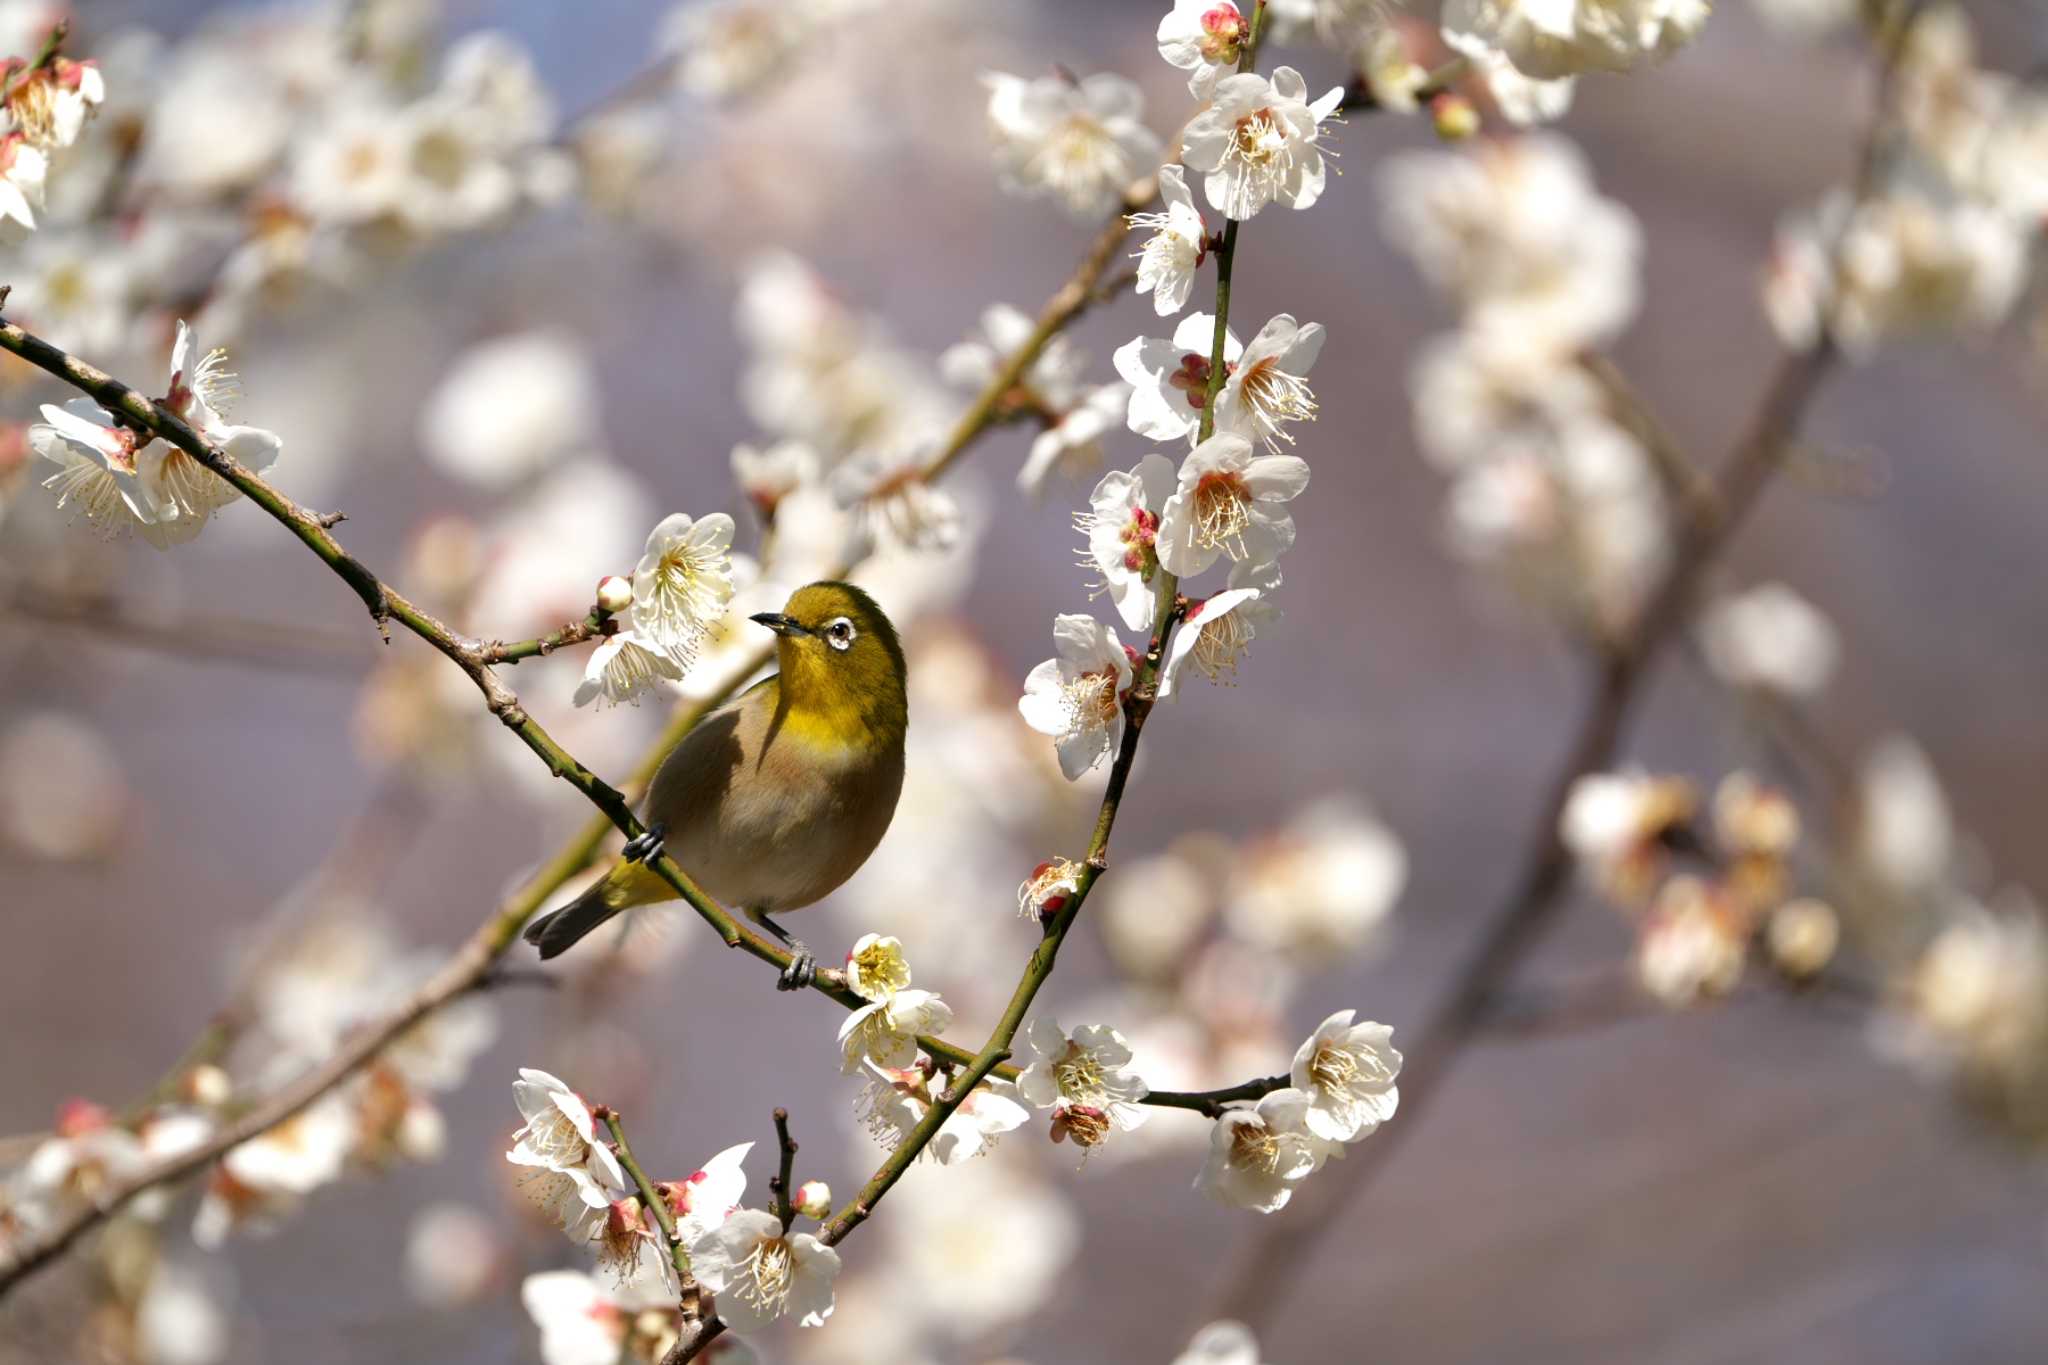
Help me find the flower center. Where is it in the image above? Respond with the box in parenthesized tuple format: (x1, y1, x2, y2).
(6, 73, 56, 148)
(1310, 1042, 1360, 1092)
(848, 941, 909, 998)
(1217, 107, 1296, 218)
(1191, 470, 1253, 557)
(737, 1235, 795, 1314)
(1229, 1119, 1282, 1174)
(523, 1106, 589, 1168)
(1053, 1040, 1107, 1101)
(1237, 355, 1316, 444)
(1189, 606, 1254, 683)
(1058, 670, 1122, 740)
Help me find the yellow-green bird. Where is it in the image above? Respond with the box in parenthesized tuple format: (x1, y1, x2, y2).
(524, 581, 908, 988)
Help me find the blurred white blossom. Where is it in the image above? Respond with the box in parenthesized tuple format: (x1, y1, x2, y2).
(1699, 582, 1839, 697)
(983, 70, 1161, 219)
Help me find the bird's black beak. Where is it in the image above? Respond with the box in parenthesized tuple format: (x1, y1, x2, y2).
(750, 612, 811, 638)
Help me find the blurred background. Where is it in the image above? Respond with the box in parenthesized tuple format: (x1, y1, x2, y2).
(3, 0, 2048, 1361)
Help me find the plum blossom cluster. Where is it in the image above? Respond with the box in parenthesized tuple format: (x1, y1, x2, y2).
(506, 1068, 844, 1346)
(1763, 6, 2044, 357)
(0, 32, 102, 244)
(30, 321, 282, 548)
(1561, 766, 1839, 1006)
(1381, 134, 1668, 637)
(994, 0, 1405, 1215)
(0, 904, 496, 1363)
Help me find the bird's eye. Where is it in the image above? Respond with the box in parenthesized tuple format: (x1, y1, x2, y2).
(825, 616, 856, 652)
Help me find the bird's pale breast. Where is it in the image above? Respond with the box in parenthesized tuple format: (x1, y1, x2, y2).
(641, 682, 904, 913)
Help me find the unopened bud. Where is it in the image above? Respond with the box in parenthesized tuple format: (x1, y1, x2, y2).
(595, 575, 634, 615)
(1767, 898, 1839, 981)
(182, 1064, 232, 1108)
(793, 1179, 832, 1219)
(1050, 1103, 1111, 1149)
(54, 1098, 110, 1138)
(1431, 93, 1480, 142)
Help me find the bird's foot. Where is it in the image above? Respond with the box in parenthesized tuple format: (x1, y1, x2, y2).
(777, 943, 815, 992)
(621, 822, 666, 864)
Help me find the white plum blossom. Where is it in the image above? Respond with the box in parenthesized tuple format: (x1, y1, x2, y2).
(631, 511, 737, 667)
(731, 438, 819, 521)
(1380, 136, 1642, 351)
(1181, 66, 1344, 220)
(1156, 433, 1309, 579)
(0, 132, 45, 243)
(32, 399, 159, 541)
(689, 1207, 842, 1333)
(658, 1140, 753, 1250)
(983, 71, 1163, 220)
(1159, 566, 1281, 697)
(1763, 188, 2028, 357)
(1175, 1321, 1267, 1365)
(1157, 0, 1249, 99)
(192, 1093, 357, 1247)
(1016, 1018, 1150, 1138)
(1021, 381, 1130, 493)
(1197, 1087, 1330, 1212)
(856, 1059, 1031, 1163)
(1018, 856, 1085, 920)
(1466, 47, 1579, 126)
(1018, 614, 1134, 780)
(573, 629, 685, 709)
(940, 302, 1085, 409)
(1227, 796, 1406, 958)
(1078, 452, 1175, 632)
(417, 330, 600, 489)
(1213, 313, 1324, 452)
(1114, 311, 1242, 445)
(662, 1, 812, 102)
(1637, 877, 1747, 1006)
(1699, 582, 1839, 697)
(1358, 29, 1430, 113)
(4, 55, 105, 151)
(1857, 737, 1953, 895)
(830, 444, 962, 552)
(146, 321, 284, 539)
(10, 1119, 144, 1237)
(505, 1069, 626, 1236)
(843, 932, 911, 1003)
(1442, 0, 1711, 80)
(837, 988, 954, 1074)
(1128, 164, 1207, 316)
(521, 1270, 626, 1365)
(1289, 1010, 1401, 1142)
(292, 100, 411, 225)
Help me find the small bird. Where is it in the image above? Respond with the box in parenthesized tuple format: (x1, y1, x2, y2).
(524, 581, 908, 988)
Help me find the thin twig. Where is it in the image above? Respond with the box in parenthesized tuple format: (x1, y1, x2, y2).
(768, 1108, 798, 1233)
(600, 1109, 692, 1283)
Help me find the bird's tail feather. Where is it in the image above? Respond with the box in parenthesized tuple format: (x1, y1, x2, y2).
(523, 861, 674, 959)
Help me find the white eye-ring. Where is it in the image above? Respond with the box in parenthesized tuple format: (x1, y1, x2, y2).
(824, 616, 857, 651)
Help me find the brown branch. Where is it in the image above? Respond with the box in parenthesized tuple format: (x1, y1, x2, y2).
(767, 1108, 798, 1233)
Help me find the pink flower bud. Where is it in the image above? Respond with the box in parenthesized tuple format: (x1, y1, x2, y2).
(54, 1098, 110, 1138)
(595, 575, 634, 614)
(1431, 93, 1480, 142)
(793, 1179, 832, 1219)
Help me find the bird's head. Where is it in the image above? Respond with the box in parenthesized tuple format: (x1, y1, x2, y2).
(751, 581, 908, 736)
